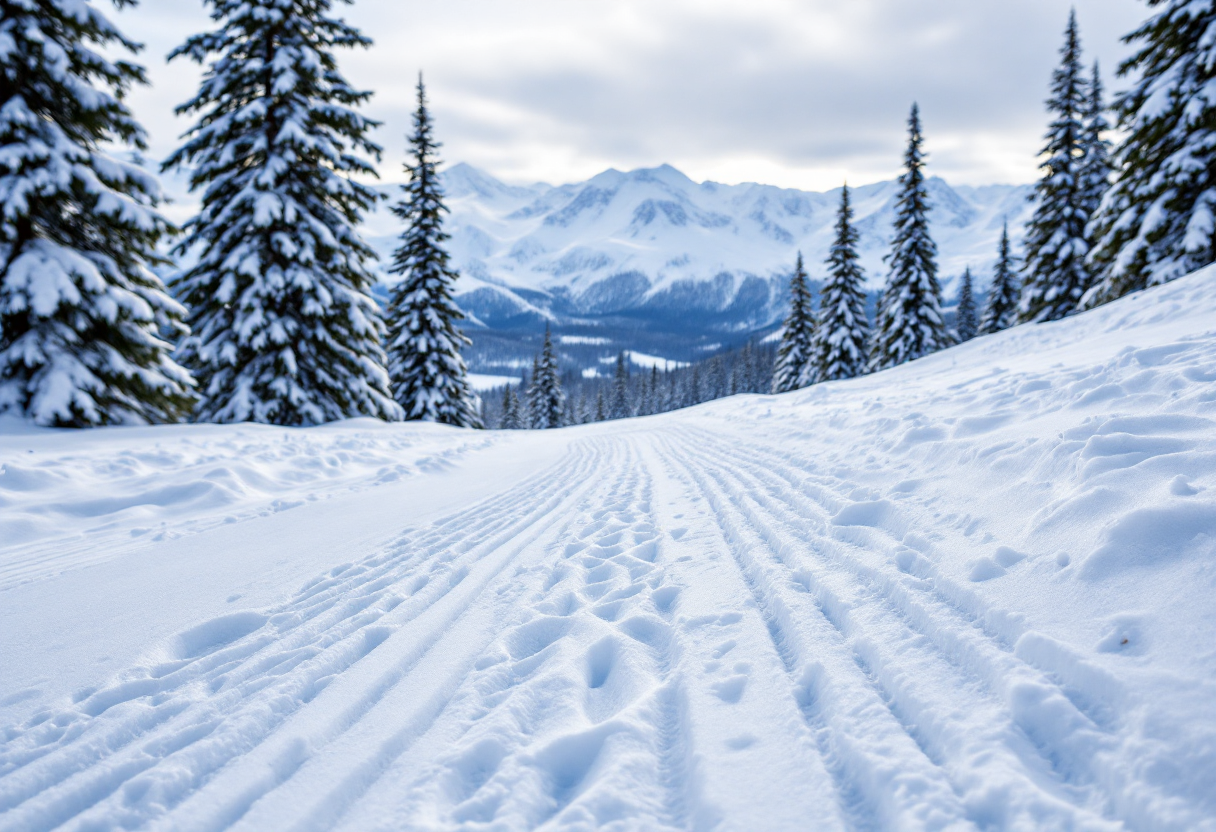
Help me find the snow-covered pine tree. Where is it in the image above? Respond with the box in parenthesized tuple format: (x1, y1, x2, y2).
(1019, 10, 1091, 324)
(771, 252, 814, 392)
(0, 0, 194, 427)
(610, 351, 631, 419)
(869, 104, 949, 371)
(498, 384, 518, 429)
(808, 186, 869, 383)
(524, 357, 541, 429)
(594, 389, 606, 421)
(530, 327, 563, 429)
(980, 222, 1020, 334)
(507, 385, 525, 429)
(385, 76, 479, 427)
(1079, 61, 1114, 239)
(563, 393, 575, 428)
(497, 385, 510, 429)
(165, 0, 398, 425)
(955, 267, 978, 342)
(1085, 0, 1216, 307)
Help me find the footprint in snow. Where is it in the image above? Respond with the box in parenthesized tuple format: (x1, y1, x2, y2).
(711, 675, 747, 704)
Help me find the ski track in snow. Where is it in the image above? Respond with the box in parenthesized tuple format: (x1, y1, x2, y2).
(2, 271, 1216, 830)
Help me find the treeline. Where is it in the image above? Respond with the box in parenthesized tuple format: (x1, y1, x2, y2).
(770, 7, 1207, 395)
(2, 2, 1212, 430)
(484, 338, 775, 429)
(0, 1, 477, 428)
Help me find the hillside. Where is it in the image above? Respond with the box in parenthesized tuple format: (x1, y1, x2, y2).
(362, 165, 1035, 374)
(1, 269, 1213, 830)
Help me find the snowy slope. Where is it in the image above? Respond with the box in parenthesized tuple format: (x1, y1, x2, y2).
(2, 269, 1215, 830)
(362, 164, 1034, 333)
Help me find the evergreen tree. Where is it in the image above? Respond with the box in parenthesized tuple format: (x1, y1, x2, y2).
(1019, 10, 1091, 323)
(955, 267, 978, 342)
(529, 327, 563, 429)
(771, 252, 815, 392)
(981, 222, 1020, 334)
(688, 365, 702, 406)
(1078, 61, 1114, 236)
(509, 386, 526, 428)
(499, 384, 523, 429)
(385, 77, 478, 427)
(497, 385, 510, 429)
(808, 186, 869, 383)
(870, 104, 948, 371)
(610, 351, 631, 419)
(524, 357, 541, 428)
(1085, 0, 1216, 306)
(165, 0, 397, 425)
(0, 0, 194, 426)
(594, 389, 606, 421)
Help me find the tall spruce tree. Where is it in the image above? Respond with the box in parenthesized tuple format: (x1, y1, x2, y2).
(533, 328, 563, 428)
(1085, 0, 1216, 307)
(499, 384, 525, 429)
(563, 392, 575, 429)
(0, 0, 194, 426)
(1078, 61, 1114, 236)
(1019, 10, 1091, 323)
(981, 223, 1020, 334)
(385, 77, 479, 427)
(771, 252, 815, 392)
(870, 104, 948, 371)
(808, 187, 869, 383)
(166, 0, 398, 425)
(610, 351, 631, 419)
(524, 358, 540, 428)
(955, 267, 978, 342)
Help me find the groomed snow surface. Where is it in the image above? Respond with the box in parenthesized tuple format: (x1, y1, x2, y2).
(2, 269, 1215, 831)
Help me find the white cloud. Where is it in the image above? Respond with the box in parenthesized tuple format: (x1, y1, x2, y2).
(111, 0, 1148, 192)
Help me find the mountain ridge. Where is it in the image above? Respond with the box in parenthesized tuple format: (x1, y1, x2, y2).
(362, 163, 1035, 372)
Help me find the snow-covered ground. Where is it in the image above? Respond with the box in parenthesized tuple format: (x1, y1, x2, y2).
(2, 269, 1214, 831)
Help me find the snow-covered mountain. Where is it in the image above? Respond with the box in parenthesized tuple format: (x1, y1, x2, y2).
(364, 164, 1033, 372)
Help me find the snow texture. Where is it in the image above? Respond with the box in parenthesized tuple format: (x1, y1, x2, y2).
(2, 267, 1216, 830)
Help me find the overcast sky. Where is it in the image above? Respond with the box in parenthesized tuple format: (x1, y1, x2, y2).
(111, 0, 1150, 193)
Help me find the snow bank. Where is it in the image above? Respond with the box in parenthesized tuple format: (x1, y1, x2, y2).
(0, 419, 499, 577)
(1, 268, 1214, 830)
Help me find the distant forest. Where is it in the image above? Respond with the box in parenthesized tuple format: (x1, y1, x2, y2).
(481, 341, 776, 429)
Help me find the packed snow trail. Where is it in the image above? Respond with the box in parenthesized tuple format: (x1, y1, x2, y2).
(2, 270, 1215, 830)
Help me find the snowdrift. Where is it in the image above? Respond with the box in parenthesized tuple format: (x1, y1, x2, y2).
(1, 267, 1214, 830)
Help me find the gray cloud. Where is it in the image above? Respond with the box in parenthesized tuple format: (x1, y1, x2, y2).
(112, 0, 1149, 192)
